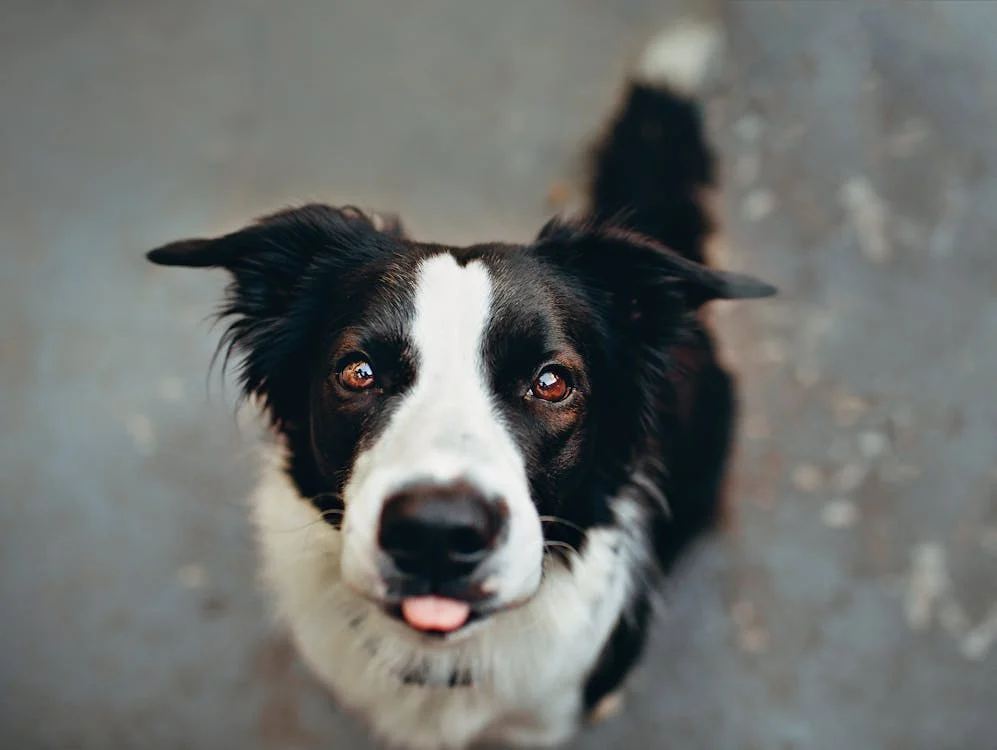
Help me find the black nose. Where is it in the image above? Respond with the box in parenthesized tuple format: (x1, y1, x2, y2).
(378, 482, 508, 583)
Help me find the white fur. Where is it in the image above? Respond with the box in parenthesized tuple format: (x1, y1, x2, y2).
(635, 20, 723, 94)
(251, 435, 646, 750)
(340, 254, 544, 609)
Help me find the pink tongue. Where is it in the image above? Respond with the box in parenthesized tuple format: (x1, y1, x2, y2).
(401, 596, 471, 633)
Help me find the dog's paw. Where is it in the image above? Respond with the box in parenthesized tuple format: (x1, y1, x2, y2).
(587, 690, 625, 726)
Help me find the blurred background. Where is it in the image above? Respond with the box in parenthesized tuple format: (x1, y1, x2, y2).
(2, 1, 995, 748)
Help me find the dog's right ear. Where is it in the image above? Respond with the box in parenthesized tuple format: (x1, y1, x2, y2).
(146, 203, 403, 317)
(147, 236, 236, 268)
(147, 204, 400, 270)
(146, 204, 401, 412)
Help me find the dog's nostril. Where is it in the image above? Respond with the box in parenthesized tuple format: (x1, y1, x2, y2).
(378, 482, 507, 583)
(450, 527, 488, 558)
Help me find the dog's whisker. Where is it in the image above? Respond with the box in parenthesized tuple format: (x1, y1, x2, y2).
(538, 515, 588, 539)
(254, 506, 344, 534)
(257, 517, 328, 534)
(543, 540, 580, 556)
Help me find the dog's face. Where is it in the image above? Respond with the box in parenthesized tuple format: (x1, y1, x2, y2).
(148, 205, 773, 636)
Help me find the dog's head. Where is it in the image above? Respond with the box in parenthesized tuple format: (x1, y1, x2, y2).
(148, 205, 774, 636)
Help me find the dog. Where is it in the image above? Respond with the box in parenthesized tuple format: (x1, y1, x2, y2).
(147, 21, 775, 750)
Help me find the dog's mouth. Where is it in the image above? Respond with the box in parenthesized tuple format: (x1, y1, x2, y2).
(384, 596, 483, 637)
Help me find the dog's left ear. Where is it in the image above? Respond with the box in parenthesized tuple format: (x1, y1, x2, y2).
(534, 219, 776, 308)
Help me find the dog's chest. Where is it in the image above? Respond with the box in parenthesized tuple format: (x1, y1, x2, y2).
(330, 640, 596, 749)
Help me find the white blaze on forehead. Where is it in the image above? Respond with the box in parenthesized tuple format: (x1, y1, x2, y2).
(340, 252, 543, 605)
(410, 253, 493, 402)
(377, 251, 518, 483)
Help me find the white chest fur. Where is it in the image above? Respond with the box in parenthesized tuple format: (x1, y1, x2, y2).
(249, 441, 644, 750)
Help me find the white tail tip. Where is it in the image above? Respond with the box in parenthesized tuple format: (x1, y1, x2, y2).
(635, 20, 724, 94)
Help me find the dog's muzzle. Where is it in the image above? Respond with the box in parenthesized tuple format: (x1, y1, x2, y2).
(377, 481, 509, 633)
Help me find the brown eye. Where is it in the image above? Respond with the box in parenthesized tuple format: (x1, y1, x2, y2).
(338, 358, 376, 391)
(529, 366, 572, 403)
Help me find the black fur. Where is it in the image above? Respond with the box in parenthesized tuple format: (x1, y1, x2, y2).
(589, 82, 716, 264)
(147, 71, 773, 726)
(575, 78, 767, 711)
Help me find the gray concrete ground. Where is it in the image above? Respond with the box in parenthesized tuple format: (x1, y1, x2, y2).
(2, 1, 995, 748)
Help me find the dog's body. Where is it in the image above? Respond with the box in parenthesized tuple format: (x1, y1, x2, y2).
(148, 23, 774, 750)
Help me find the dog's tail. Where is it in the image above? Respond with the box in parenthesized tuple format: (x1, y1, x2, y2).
(587, 21, 724, 267)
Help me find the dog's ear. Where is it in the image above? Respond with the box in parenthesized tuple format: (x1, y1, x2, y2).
(534, 221, 773, 437)
(534, 219, 775, 309)
(147, 204, 399, 272)
(147, 203, 400, 315)
(147, 204, 400, 415)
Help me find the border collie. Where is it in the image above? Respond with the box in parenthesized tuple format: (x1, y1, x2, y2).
(147, 21, 775, 750)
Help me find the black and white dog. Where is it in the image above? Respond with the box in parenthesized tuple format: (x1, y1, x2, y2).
(148, 22, 774, 750)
